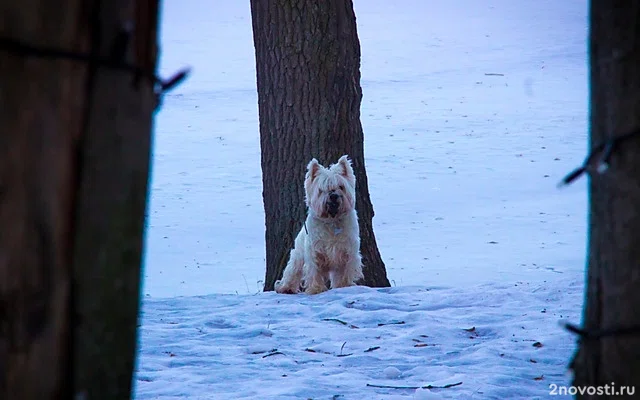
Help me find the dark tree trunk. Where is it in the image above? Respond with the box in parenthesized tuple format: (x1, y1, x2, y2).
(0, 2, 88, 397)
(570, 1, 640, 398)
(0, 1, 158, 398)
(250, 0, 390, 291)
(71, 1, 159, 398)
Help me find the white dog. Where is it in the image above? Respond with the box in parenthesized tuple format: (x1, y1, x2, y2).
(275, 155, 364, 295)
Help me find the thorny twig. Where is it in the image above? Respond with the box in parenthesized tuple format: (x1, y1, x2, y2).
(559, 128, 640, 187)
(564, 322, 640, 340)
(0, 36, 189, 109)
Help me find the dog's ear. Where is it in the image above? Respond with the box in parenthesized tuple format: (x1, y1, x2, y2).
(306, 158, 321, 183)
(335, 155, 355, 184)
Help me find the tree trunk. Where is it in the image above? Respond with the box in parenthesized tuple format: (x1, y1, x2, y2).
(0, 1, 158, 398)
(0, 3, 87, 397)
(570, 1, 640, 397)
(250, 0, 390, 291)
(71, 1, 158, 398)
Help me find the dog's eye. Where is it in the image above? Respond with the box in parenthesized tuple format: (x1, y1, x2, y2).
(318, 189, 323, 194)
(339, 185, 345, 191)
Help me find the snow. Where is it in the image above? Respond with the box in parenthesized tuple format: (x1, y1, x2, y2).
(137, 279, 581, 399)
(136, 0, 589, 398)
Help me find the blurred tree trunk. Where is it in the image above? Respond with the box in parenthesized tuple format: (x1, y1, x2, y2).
(570, 1, 640, 398)
(0, 0, 158, 399)
(250, 0, 390, 291)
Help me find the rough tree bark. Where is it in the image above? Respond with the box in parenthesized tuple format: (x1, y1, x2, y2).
(570, 1, 640, 398)
(0, 1, 158, 398)
(250, 0, 390, 291)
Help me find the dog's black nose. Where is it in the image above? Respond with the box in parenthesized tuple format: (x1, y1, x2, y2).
(329, 192, 340, 202)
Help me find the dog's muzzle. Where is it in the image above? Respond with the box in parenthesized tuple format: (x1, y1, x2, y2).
(327, 192, 341, 217)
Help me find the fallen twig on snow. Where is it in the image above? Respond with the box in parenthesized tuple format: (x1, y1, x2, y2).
(377, 321, 405, 327)
(251, 348, 277, 355)
(304, 347, 353, 357)
(323, 318, 359, 329)
(366, 381, 463, 390)
(262, 350, 285, 358)
(337, 342, 353, 357)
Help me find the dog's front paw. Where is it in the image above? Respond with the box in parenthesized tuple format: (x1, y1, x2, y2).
(275, 280, 301, 294)
(305, 285, 328, 295)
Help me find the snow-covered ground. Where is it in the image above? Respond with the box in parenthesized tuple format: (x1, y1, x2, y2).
(136, 0, 589, 398)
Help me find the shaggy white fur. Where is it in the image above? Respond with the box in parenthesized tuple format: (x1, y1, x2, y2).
(275, 155, 364, 295)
